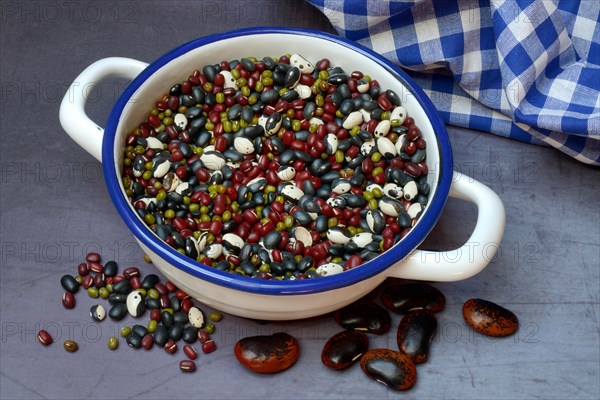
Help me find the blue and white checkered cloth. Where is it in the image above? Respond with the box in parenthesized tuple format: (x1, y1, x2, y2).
(307, 0, 600, 165)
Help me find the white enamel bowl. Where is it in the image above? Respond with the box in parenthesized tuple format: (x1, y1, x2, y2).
(60, 27, 505, 320)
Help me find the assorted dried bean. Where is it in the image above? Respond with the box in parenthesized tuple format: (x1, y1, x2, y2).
(316, 283, 519, 392)
(46, 252, 222, 373)
(121, 54, 431, 279)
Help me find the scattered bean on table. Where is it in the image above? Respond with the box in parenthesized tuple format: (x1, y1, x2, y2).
(63, 340, 78, 353)
(37, 330, 53, 346)
(317, 283, 518, 391)
(462, 298, 519, 337)
(51, 252, 221, 374)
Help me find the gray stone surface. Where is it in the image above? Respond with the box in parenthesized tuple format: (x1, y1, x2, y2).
(1, 1, 598, 398)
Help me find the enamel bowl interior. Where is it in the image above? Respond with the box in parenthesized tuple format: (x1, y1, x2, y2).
(103, 27, 452, 299)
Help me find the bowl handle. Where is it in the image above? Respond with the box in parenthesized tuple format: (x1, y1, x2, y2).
(59, 57, 148, 162)
(385, 171, 506, 282)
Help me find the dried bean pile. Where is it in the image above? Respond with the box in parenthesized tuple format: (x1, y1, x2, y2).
(42, 252, 222, 373)
(121, 54, 431, 279)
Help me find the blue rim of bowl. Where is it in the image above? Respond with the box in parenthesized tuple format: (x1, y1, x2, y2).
(103, 26, 453, 295)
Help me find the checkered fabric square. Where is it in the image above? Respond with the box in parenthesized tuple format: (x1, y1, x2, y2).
(307, 0, 600, 165)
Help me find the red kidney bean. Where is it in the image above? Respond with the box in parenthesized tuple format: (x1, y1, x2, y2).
(317, 58, 330, 70)
(160, 295, 171, 309)
(184, 344, 198, 360)
(202, 340, 217, 354)
(93, 273, 105, 289)
(82, 274, 93, 289)
(148, 115, 161, 128)
(344, 255, 363, 270)
(37, 330, 53, 346)
(150, 308, 161, 321)
(155, 282, 168, 296)
(86, 252, 101, 263)
(175, 289, 189, 301)
(123, 267, 140, 279)
(142, 333, 154, 350)
(88, 262, 103, 273)
(62, 291, 76, 310)
(407, 126, 421, 141)
(130, 276, 142, 290)
(164, 339, 178, 354)
(179, 360, 196, 373)
(197, 330, 211, 344)
(77, 263, 89, 276)
(404, 162, 421, 178)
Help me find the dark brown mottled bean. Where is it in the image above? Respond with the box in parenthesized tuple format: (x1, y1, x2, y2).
(381, 283, 445, 314)
(462, 298, 518, 337)
(234, 333, 298, 373)
(334, 301, 391, 334)
(360, 349, 416, 391)
(321, 330, 368, 370)
(396, 310, 437, 363)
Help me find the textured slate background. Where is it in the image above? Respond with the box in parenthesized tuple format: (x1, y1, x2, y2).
(1, 1, 598, 398)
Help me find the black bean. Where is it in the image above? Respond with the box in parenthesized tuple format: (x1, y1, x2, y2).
(142, 274, 160, 290)
(170, 296, 181, 312)
(262, 56, 276, 70)
(108, 293, 128, 305)
(203, 65, 218, 82)
(339, 99, 354, 115)
(145, 298, 161, 309)
(284, 67, 301, 88)
(161, 310, 174, 328)
(183, 326, 199, 344)
(314, 215, 328, 233)
(263, 230, 282, 249)
(240, 58, 256, 71)
(337, 83, 351, 99)
(192, 87, 205, 104)
(126, 333, 142, 349)
(132, 324, 148, 338)
(168, 323, 184, 341)
(261, 89, 279, 104)
(279, 86, 297, 100)
(303, 102, 316, 120)
(241, 107, 254, 123)
(293, 210, 312, 225)
(173, 311, 188, 325)
(60, 275, 79, 293)
(169, 83, 182, 96)
(104, 261, 118, 277)
(386, 89, 401, 106)
(227, 104, 242, 120)
(153, 324, 169, 347)
(108, 303, 128, 321)
(328, 73, 348, 85)
(112, 279, 132, 294)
